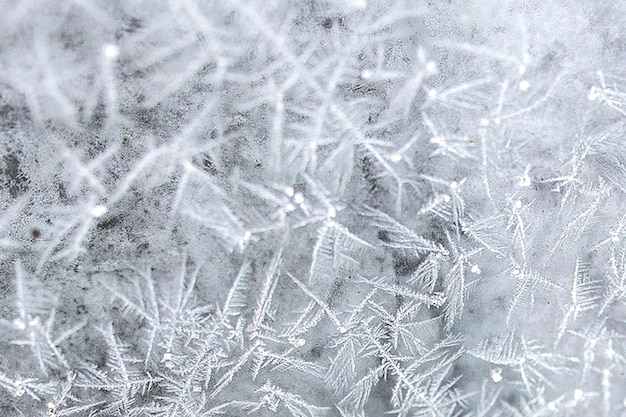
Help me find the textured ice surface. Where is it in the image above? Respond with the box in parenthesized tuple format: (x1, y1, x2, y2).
(1, 1, 626, 416)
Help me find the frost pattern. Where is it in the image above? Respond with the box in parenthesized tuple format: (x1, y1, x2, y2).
(1, 1, 626, 416)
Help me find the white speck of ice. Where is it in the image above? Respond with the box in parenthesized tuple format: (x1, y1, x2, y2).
(104, 44, 119, 59)
(91, 205, 108, 218)
(519, 80, 530, 91)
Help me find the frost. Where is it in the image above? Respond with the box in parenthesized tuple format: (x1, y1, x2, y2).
(0, 0, 625, 416)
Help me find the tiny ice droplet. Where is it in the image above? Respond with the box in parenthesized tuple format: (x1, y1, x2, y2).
(471, 264, 481, 274)
(426, 61, 437, 73)
(390, 153, 402, 162)
(353, 0, 367, 9)
(104, 44, 119, 59)
(431, 136, 445, 145)
(293, 192, 304, 205)
(91, 205, 107, 218)
(290, 336, 306, 347)
(14, 380, 25, 397)
(361, 69, 372, 79)
(573, 389, 583, 401)
(490, 368, 502, 383)
(428, 88, 437, 98)
(327, 206, 336, 218)
(518, 174, 531, 187)
(606, 347, 616, 359)
(519, 80, 530, 91)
